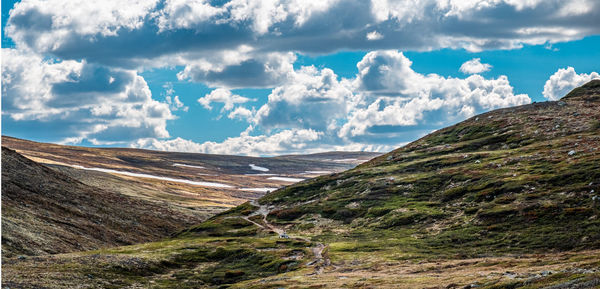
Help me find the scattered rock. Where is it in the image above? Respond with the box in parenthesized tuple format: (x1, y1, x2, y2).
(504, 271, 517, 279)
(568, 150, 576, 156)
(541, 270, 553, 277)
(345, 202, 360, 209)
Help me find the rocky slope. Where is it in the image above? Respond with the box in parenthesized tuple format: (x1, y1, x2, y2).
(3, 80, 600, 288)
(1, 147, 203, 257)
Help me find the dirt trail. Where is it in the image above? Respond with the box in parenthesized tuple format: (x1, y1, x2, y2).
(247, 200, 330, 272)
(248, 200, 285, 235)
(241, 216, 265, 229)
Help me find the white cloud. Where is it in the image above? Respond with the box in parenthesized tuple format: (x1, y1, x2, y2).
(6, 0, 599, 70)
(7, 0, 159, 52)
(163, 82, 188, 112)
(2, 45, 533, 155)
(354, 49, 417, 94)
(177, 51, 297, 89)
(228, 107, 254, 121)
(134, 132, 397, 156)
(3, 0, 595, 156)
(1, 48, 173, 144)
(133, 128, 323, 156)
(366, 31, 384, 41)
(341, 51, 530, 139)
(166, 95, 187, 112)
(543, 67, 600, 100)
(161, 51, 529, 155)
(198, 88, 254, 112)
(351, 51, 524, 126)
(254, 66, 353, 131)
(370, 0, 427, 23)
(460, 58, 492, 74)
(156, 0, 223, 31)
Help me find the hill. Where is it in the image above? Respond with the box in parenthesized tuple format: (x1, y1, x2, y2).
(1, 147, 203, 257)
(3, 80, 600, 288)
(2, 136, 380, 217)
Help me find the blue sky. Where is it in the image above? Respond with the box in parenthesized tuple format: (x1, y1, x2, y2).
(2, 0, 599, 155)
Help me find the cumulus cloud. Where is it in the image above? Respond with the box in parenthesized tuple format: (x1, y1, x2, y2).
(177, 51, 296, 89)
(2, 41, 533, 155)
(163, 83, 188, 112)
(150, 51, 530, 155)
(366, 31, 384, 41)
(6, 0, 599, 70)
(228, 107, 254, 121)
(1, 48, 173, 144)
(198, 88, 254, 112)
(354, 50, 416, 94)
(542, 67, 600, 100)
(165, 95, 187, 112)
(247, 50, 529, 147)
(460, 58, 492, 74)
(133, 128, 323, 156)
(340, 51, 530, 139)
(134, 130, 398, 156)
(8, 0, 585, 155)
(254, 66, 353, 131)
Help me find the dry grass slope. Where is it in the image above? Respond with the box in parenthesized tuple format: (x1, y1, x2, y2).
(1, 147, 204, 257)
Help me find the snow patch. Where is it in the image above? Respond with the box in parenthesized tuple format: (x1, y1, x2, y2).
(173, 163, 205, 169)
(239, 187, 278, 193)
(244, 173, 277, 176)
(71, 165, 233, 188)
(249, 164, 269, 172)
(268, 176, 305, 182)
(333, 158, 358, 162)
(304, 170, 332, 174)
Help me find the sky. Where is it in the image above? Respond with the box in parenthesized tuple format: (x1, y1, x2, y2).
(1, 0, 599, 156)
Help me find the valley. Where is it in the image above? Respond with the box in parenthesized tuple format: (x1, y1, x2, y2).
(2, 80, 600, 288)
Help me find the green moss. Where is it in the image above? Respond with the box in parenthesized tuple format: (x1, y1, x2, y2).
(180, 217, 259, 237)
(226, 202, 259, 216)
(367, 207, 392, 217)
(267, 207, 306, 221)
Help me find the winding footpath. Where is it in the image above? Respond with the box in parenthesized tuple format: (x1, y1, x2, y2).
(245, 200, 330, 273)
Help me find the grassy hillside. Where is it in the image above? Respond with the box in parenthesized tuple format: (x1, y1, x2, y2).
(252, 80, 600, 256)
(3, 80, 600, 288)
(1, 147, 203, 257)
